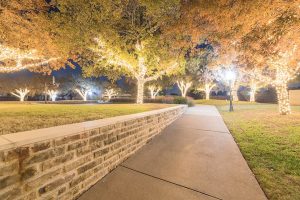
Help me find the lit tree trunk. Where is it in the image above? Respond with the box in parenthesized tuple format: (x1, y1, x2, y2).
(249, 81, 257, 102)
(249, 89, 256, 102)
(276, 83, 291, 115)
(47, 90, 58, 102)
(93, 39, 179, 105)
(75, 89, 89, 101)
(232, 81, 239, 101)
(275, 67, 291, 115)
(148, 85, 161, 99)
(11, 88, 30, 102)
(177, 81, 192, 97)
(136, 79, 145, 104)
(149, 88, 155, 99)
(204, 83, 216, 100)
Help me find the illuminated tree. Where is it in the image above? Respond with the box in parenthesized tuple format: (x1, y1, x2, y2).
(197, 67, 218, 100)
(184, 40, 218, 100)
(170, 1, 299, 106)
(50, 0, 183, 104)
(239, 68, 270, 102)
(148, 85, 161, 99)
(103, 88, 118, 101)
(0, 0, 68, 73)
(91, 39, 181, 104)
(0, 73, 54, 101)
(0, 45, 58, 73)
(177, 80, 192, 98)
(47, 90, 58, 102)
(75, 88, 89, 101)
(249, 80, 259, 102)
(11, 88, 30, 102)
(267, 47, 300, 115)
(74, 78, 92, 101)
(237, 3, 300, 114)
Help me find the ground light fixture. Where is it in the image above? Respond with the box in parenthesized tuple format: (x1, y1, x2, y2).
(225, 70, 236, 112)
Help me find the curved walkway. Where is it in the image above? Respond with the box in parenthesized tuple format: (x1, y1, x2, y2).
(78, 105, 267, 200)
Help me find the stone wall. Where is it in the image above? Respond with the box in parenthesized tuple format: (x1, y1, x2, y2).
(0, 105, 186, 200)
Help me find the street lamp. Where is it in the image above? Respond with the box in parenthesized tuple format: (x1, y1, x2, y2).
(225, 70, 236, 112)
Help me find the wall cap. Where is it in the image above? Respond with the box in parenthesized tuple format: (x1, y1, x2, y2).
(0, 105, 187, 150)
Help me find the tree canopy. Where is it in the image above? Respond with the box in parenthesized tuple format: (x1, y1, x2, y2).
(0, 0, 67, 73)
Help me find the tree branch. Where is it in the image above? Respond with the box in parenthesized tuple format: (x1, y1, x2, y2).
(92, 38, 139, 78)
(145, 62, 178, 82)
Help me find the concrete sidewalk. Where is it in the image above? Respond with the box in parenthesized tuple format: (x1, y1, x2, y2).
(78, 106, 267, 200)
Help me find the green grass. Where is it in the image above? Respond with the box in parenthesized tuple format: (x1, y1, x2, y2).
(197, 100, 300, 200)
(194, 99, 259, 106)
(0, 103, 172, 135)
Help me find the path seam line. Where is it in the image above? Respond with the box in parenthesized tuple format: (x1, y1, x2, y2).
(168, 127, 230, 134)
(120, 165, 223, 200)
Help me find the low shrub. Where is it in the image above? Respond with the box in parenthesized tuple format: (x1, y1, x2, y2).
(147, 96, 194, 106)
(104, 96, 195, 106)
(173, 96, 188, 104)
(186, 97, 195, 107)
(110, 98, 136, 104)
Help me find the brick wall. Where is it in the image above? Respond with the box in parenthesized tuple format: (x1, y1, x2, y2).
(0, 105, 186, 200)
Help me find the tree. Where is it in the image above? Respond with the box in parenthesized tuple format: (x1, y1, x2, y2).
(75, 88, 89, 101)
(170, 1, 300, 113)
(47, 90, 58, 102)
(0, 0, 68, 73)
(0, 72, 53, 100)
(237, 3, 300, 114)
(11, 88, 30, 101)
(103, 88, 118, 101)
(74, 78, 95, 101)
(239, 68, 270, 102)
(91, 38, 182, 103)
(197, 67, 217, 100)
(267, 46, 300, 114)
(177, 80, 192, 98)
(186, 41, 218, 100)
(148, 85, 161, 99)
(50, 0, 184, 104)
(0, 45, 59, 73)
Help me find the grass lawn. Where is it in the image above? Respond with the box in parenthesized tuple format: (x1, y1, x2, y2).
(0, 103, 172, 135)
(197, 100, 300, 200)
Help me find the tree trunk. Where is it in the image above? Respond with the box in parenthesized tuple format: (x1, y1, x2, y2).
(83, 95, 87, 101)
(20, 96, 25, 102)
(275, 66, 291, 115)
(150, 89, 155, 99)
(232, 83, 239, 101)
(181, 89, 187, 98)
(51, 96, 56, 102)
(137, 79, 145, 104)
(276, 83, 291, 115)
(205, 84, 210, 100)
(249, 83, 257, 102)
(249, 92, 255, 102)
